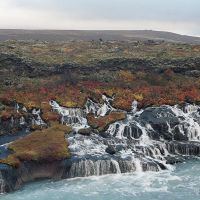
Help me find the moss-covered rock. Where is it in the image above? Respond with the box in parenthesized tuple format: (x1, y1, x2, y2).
(87, 112, 126, 132)
(78, 127, 92, 136)
(41, 111, 60, 123)
(0, 122, 72, 167)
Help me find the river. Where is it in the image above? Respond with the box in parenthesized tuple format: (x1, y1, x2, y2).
(1, 160, 200, 200)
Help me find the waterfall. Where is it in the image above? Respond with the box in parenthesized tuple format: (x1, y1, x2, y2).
(85, 95, 115, 117)
(65, 159, 122, 178)
(32, 109, 46, 126)
(64, 157, 162, 178)
(132, 100, 138, 113)
(19, 116, 25, 125)
(3, 96, 200, 185)
(67, 101, 200, 176)
(49, 95, 115, 131)
(14, 103, 19, 113)
(2, 96, 200, 193)
(107, 103, 200, 142)
(134, 159, 142, 172)
(49, 100, 88, 130)
(49, 97, 200, 176)
(0, 171, 5, 194)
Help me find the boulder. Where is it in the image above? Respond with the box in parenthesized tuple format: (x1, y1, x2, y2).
(78, 128, 92, 136)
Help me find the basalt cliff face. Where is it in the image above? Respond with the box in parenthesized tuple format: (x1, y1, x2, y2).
(1, 96, 200, 193)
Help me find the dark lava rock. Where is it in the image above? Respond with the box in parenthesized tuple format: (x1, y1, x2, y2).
(139, 106, 180, 140)
(165, 155, 186, 164)
(0, 102, 5, 111)
(106, 145, 117, 155)
(173, 125, 188, 141)
(123, 125, 143, 139)
(3, 79, 13, 86)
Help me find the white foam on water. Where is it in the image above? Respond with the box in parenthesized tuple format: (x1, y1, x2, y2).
(134, 158, 143, 172)
(68, 134, 107, 157)
(2, 161, 200, 200)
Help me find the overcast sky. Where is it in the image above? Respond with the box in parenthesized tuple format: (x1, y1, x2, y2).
(0, 0, 200, 36)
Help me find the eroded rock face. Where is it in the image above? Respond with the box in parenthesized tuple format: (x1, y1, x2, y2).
(0, 161, 66, 193)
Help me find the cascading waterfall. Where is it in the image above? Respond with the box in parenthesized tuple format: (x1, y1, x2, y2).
(84, 95, 115, 117)
(65, 159, 122, 178)
(49, 95, 115, 130)
(2, 96, 200, 194)
(49, 100, 88, 130)
(56, 98, 200, 177)
(32, 109, 46, 126)
(0, 172, 5, 194)
(15, 103, 46, 127)
(0, 103, 46, 139)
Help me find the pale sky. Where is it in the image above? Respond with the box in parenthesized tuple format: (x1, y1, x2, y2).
(0, 0, 200, 36)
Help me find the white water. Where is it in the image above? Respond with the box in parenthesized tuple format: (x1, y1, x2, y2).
(85, 95, 115, 117)
(50, 98, 200, 174)
(2, 97, 200, 195)
(107, 103, 200, 142)
(1, 160, 200, 200)
(49, 95, 115, 131)
(32, 109, 46, 126)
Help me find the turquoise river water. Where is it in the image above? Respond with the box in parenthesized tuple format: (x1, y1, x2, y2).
(0, 160, 200, 200)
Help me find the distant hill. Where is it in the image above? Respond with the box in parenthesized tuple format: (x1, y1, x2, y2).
(0, 29, 200, 44)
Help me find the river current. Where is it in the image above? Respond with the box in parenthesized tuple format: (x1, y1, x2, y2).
(1, 160, 200, 200)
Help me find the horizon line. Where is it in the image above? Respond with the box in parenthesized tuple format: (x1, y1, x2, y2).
(0, 28, 200, 38)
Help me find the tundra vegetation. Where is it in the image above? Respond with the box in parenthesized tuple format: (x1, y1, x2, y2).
(1, 39, 200, 166)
